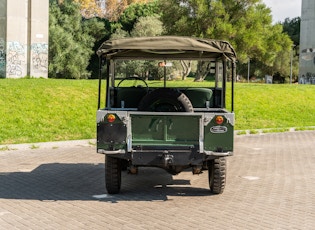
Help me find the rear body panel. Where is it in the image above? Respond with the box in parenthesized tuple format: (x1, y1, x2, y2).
(97, 110, 234, 162)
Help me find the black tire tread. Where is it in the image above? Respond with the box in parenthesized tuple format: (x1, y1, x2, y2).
(105, 155, 122, 194)
(208, 157, 226, 194)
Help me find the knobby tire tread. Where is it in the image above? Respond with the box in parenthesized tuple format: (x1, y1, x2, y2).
(105, 155, 122, 194)
(208, 157, 226, 194)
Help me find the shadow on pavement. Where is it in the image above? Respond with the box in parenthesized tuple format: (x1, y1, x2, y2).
(0, 164, 212, 202)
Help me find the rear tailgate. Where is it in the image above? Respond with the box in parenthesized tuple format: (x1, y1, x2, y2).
(131, 113, 201, 148)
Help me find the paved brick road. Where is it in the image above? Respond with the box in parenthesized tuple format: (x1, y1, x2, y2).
(0, 131, 314, 230)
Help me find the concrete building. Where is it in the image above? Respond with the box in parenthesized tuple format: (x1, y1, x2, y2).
(0, 0, 49, 78)
(299, 0, 315, 84)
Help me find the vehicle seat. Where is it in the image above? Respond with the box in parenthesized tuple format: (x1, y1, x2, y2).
(182, 88, 213, 108)
(116, 87, 148, 108)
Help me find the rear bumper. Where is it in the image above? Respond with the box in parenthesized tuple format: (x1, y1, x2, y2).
(97, 148, 232, 164)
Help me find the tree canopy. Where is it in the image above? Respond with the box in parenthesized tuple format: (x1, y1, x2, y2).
(48, 0, 298, 80)
(282, 17, 300, 47)
(49, 0, 105, 78)
(159, 0, 293, 70)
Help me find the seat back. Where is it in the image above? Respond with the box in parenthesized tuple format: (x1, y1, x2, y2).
(116, 87, 147, 108)
(182, 88, 213, 108)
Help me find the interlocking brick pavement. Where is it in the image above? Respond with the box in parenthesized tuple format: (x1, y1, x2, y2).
(0, 131, 314, 229)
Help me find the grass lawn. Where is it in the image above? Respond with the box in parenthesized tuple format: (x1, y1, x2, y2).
(234, 83, 315, 130)
(0, 79, 99, 144)
(1, 79, 315, 144)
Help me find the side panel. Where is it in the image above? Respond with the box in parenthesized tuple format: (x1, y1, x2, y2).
(203, 114, 234, 152)
(97, 113, 127, 151)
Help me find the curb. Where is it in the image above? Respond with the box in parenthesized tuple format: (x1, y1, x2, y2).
(235, 126, 315, 136)
(0, 139, 96, 152)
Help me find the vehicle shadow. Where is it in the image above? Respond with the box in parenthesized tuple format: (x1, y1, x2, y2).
(0, 163, 212, 202)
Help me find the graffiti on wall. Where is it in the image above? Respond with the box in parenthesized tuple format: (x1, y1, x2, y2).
(7, 41, 26, 76)
(299, 72, 315, 84)
(299, 48, 315, 84)
(31, 43, 48, 75)
(0, 38, 5, 78)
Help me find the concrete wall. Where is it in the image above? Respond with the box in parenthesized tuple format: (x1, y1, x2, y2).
(0, 0, 6, 78)
(6, 0, 29, 78)
(299, 0, 315, 84)
(1, 0, 48, 78)
(29, 0, 49, 78)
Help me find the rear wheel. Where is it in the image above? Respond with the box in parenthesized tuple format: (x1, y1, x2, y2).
(105, 155, 122, 194)
(208, 157, 226, 194)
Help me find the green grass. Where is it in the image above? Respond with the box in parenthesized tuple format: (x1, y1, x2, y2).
(1, 79, 315, 144)
(0, 79, 99, 144)
(235, 84, 315, 129)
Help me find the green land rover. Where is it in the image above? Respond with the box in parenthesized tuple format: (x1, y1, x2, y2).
(96, 36, 237, 194)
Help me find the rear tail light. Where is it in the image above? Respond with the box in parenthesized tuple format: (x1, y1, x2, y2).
(215, 115, 224, 125)
(107, 114, 116, 123)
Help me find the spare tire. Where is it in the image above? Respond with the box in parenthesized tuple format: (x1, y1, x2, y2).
(138, 88, 193, 112)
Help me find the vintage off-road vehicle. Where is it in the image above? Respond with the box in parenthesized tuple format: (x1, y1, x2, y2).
(96, 36, 236, 194)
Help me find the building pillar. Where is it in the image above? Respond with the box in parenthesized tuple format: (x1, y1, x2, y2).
(3, 0, 48, 78)
(0, 0, 6, 78)
(29, 0, 49, 78)
(299, 0, 315, 84)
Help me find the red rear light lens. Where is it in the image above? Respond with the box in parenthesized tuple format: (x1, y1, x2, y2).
(107, 114, 116, 123)
(215, 116, 224, 125)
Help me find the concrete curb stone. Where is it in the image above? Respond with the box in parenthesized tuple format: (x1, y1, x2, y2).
(0, 139, 96, 152)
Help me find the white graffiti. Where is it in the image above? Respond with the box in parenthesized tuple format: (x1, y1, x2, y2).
(7, 41, 26, 76)
(31, 43, 48, 73)
(0, 38, 5, 77)
(300, 72, 315, 84)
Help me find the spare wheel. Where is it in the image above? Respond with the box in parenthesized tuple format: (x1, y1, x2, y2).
(138, 88, 193, 112)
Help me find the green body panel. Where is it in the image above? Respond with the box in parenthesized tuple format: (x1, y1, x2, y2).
(204, 118, 234, 152)
(131, 114, 200, 146)
(96, 114, 127, 151)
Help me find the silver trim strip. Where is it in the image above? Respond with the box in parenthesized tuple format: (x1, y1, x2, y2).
(204, 151, 233, 157)
(97, 149, 126, 154)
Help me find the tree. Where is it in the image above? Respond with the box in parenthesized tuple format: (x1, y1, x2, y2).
(159, 0, 293, 79)
(110, 27, 130, 39)
(73, 0, 104, 18)
(130, 15, 164, 37)
(56, 0, 153, 20)
(118, 1, 160, 32)
(49, 0, 105, 79)
(281, 17, 300, 81)
(110, 15, 164, 79)
(105, 0, 153, 21)
(282, 17, 300, 47)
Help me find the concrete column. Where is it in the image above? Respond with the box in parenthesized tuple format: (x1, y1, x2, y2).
(29, 0, 49, 78)
(6, 0, 29, 78)
(299, 0, 315, 84)
(0, 0, 6, 78)
(4, 0, 48, 78)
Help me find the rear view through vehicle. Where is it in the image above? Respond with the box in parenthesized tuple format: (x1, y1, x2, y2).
(96, 36, 237, 194)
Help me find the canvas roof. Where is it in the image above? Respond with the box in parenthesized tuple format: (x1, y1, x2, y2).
(97, 36, 237, 61)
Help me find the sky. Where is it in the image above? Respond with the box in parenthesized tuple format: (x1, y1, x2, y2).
(262, 0, 302, 23)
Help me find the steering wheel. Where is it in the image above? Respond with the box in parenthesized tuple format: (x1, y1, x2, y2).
(117, 76, 148, 88)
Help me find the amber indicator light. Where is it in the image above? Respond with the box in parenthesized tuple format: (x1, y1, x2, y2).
(107, 114, 116, 123)
(215, 116, 224, 125)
